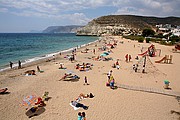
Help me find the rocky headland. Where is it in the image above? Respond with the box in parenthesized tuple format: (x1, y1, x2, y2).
(76, 15, 180, 36)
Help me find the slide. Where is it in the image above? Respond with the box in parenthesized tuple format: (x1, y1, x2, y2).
(138, 51, 148, 56)
(148, 44, 154, 49)
(155, 57, 166, 63)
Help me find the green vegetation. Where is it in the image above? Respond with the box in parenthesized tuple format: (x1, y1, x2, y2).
(169, 36, 180, 42)
(145, 38, 150, 43)
(142, 28, 155, 37)
(123, 34, 180, 45)
(123, 35, 144, 43)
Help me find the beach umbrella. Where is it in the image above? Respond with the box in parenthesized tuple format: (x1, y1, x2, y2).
(100, 53, 107, 57)
(103, 52, 109, 55)
(21, 95, 38, 107)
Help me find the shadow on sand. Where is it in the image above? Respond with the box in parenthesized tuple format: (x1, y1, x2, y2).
(26, 107, 45, 118)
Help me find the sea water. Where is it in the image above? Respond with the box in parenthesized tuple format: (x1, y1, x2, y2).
(0, 33, 98, 71)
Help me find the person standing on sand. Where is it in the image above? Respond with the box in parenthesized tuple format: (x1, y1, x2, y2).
(81, 112, 87, 120)
(78, 112, 82, 120)
(84, 76, 89, 85)
(129, 55, 132, 62)
(9, 61, 13, 69)
(107, 70, 112, 82)
(93, 49, 95, 54)
(18, 60, 21, 69)
(125, 54, 128, 62)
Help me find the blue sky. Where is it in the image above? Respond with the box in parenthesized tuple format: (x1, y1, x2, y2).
(0, 0, 179, 33)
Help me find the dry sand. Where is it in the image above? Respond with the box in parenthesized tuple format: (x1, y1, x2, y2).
(0, 36, 180, 120)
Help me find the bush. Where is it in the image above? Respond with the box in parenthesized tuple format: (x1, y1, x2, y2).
(138, 37, 144, 43)
(169, 36, 180, 42)
(146, 38, 151, 43)
(142, 28, 155, 37)
(160, 40, 167, 45)
(123, 35, 144, 42)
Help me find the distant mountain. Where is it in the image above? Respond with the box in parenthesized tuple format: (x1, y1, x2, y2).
(42, 25, 83, 33)
(76, 15, 180, 36)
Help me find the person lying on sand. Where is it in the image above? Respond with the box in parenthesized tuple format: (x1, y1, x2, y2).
(76, 93, 95, 102)
(71, 101, 88, 110)
(25, 70, 36, 76)
(35, 97, 46, 107)
(61, 73, 71, 79)
(60, 73, 79, 81)
(0, 88, 8, 94)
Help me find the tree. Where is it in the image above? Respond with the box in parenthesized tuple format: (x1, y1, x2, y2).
(142, 28, 155, 37)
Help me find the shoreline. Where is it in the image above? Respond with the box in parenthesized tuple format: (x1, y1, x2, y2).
(0, 38, 100, 73)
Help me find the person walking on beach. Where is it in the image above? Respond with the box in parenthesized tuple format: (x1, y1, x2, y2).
(125, 54, 128, 62)
(129, 55, 132, 62)
(18, 60, 21, 69)
(9, 61, 13, 69)
(84, 76, 89, 85)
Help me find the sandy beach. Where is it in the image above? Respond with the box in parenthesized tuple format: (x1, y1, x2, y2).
(0, 36, 180, 120)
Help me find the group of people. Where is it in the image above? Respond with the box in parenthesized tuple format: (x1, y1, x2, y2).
(125, 54, 132, 62)
(78, 112, 86, 120)
(28, 92, 49, 116)
(75, 63, 92, 71)
(9, 60, 21, 69)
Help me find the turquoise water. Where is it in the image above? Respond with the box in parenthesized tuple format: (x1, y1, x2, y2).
(0, 33, 98, 70)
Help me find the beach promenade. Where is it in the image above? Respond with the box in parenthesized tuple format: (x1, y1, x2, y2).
(0, 36, 179, 120)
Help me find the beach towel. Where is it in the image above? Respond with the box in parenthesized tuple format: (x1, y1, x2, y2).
(69, 103, 80, 110)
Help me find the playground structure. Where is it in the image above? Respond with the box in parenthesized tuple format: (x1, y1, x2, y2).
(138, 44, 161, 57)
(133, 55, 147, 73)
(133, 54, 166, 78)
(172, 43, 180, 52)
(155, 55, 173, 64)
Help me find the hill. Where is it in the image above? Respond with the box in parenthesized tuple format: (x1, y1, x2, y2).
(76, 15, 180, 36)
(43, 25, 83, 33)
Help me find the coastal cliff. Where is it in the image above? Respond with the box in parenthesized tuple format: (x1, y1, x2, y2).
(76, 15, 180, 36)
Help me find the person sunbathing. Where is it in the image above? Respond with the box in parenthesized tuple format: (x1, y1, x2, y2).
(76, 93, 94, 101)
(35, 97, 46, 107)
(71, 101, 88, 110)
(61, 73, 72, 79)
(25, 70, 36, 75)
(0, 88, 8, 94)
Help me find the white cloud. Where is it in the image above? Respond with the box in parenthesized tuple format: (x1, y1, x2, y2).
(112, 0, 180, 17)
(67, 13, 91, 25)
(0, 0, 179, 23)
(0, 8, 8, 13)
